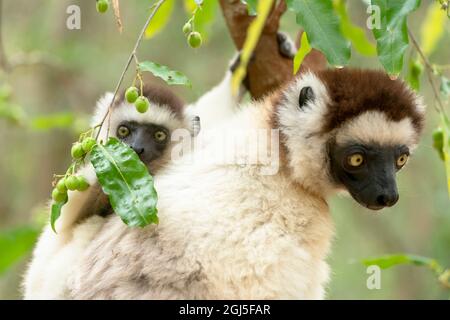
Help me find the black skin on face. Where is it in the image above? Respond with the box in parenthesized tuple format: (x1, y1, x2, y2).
(116, 120, 170, 165)
(328, 141, 410, 210)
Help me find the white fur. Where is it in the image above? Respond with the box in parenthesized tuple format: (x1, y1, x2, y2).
(23, 216, 106, 299)
(93, 93, 188, 144)
(276, 72, 335, 196)
(24, 70, 423, 300)
(23, 70, 242, 299)
(67, 102, 334, 299)
(335, 111, 418, 147)
(185, 71, 241, 130)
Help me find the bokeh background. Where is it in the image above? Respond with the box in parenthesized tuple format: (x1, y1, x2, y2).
(0, 0, 449, 299)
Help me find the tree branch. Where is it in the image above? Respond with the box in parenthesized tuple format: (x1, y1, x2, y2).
(219, 0, 293, 99)
(219, 0, 326, 99)
(95, 0, 166, 139)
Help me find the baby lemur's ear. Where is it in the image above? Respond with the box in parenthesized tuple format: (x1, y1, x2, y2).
(191, 115, 201, 137)
(91, 92, 114, 127)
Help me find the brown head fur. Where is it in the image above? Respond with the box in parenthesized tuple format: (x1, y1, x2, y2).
(316, 68, 424, 134)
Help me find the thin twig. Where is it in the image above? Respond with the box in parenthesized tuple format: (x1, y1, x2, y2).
(408, 28, 447, 115)
(95, 0, 166, 140)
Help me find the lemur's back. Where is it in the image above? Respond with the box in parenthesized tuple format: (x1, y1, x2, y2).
(68, 105, 334, 299)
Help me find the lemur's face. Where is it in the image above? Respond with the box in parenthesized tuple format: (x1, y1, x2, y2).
(115, 120, 170, 165)
(328, 141, 409, 209)
(276, 69, 425, 210)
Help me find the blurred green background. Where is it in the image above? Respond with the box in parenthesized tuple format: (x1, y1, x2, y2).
(0, 0, 449, 299)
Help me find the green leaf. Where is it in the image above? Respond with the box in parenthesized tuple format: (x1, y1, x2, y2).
(420, 1, 447, 56)
(286, 0, 351, 66)
(29, 112, 75, 131)
(138, 61, 192, 87)
(293, 32, 312, 74)
(334, 0, 376, 56)
(50, 200, 67, 233)
(440, 76, 450, 98)
(241, 0, 258, 16)
(362, 254, 440, 271)
(232, 0, 275, 94)
(90, 137, 159, 227)
(370, 0, 421, 76)
(406, 59, 423, 91)
(145, 0, 175, 38)
(0, 226, 40, 275)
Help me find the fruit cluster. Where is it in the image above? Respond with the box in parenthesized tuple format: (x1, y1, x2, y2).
(51, 137, 97, 203)
(125, 86, 150, 113)
(183, 20, 202, 49)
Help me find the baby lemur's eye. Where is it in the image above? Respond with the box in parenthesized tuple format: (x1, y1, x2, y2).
(117, 125, 130, 138)
(347, 153, 364, 167)
(396, 154, 409, 168)
(154, 130, 167, 142)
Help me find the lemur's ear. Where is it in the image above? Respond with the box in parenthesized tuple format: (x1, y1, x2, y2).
(298, 86, 314, 109)
(191, 115, 201, 137)
(91, 92, 114, 127)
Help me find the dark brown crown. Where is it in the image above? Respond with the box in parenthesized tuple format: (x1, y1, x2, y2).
(316, 68, 424, 134)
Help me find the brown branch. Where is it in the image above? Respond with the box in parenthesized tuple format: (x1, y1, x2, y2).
(219, 0, 326, 99)
(219, 0, 293, 99)
(112, 0, 123, 33)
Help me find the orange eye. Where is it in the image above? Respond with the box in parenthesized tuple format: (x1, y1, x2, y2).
(396, 154, 409, 168)
(347, 153, 364, 167)
(154, 130, 167, 142)
(117, 126, 130, 138)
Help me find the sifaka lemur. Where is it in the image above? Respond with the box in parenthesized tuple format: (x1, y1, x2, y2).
(25, 67, 425, 299)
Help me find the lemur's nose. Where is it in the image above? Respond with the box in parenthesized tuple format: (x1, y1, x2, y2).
(376, 192, 399, 207)
(132, 146, 144, 155)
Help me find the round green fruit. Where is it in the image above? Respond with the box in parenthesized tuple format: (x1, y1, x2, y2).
(135, 96, 150, 113)
(188, 32, 202, 48)
(65, 175, 80, 191)
(432, 128, 444, 151)
(182, 22, 192, 35)
(82, 137, 96, 153)
(52, 188, 68, 203)
(71, 142, 85, 159)
(411, 60, 423, 76)
(125, 86, 139, 104)
(96, 0, 109, 13)
(56, 178, 67, 193)
(76, 176, 90, 191)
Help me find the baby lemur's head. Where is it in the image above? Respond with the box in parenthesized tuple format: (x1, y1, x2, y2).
(273, 68, 425, 210)
(93, 85, 197, 172)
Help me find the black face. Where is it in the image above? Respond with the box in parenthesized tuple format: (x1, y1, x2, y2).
(116, 121, 170, 165)
(328, 142, 410, 210)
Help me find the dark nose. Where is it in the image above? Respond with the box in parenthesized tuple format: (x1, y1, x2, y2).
(132, 146, 144, 155)
(376, 192, 399, 207)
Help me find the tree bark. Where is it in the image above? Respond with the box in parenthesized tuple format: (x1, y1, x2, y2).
(219, 0, 326, 99)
